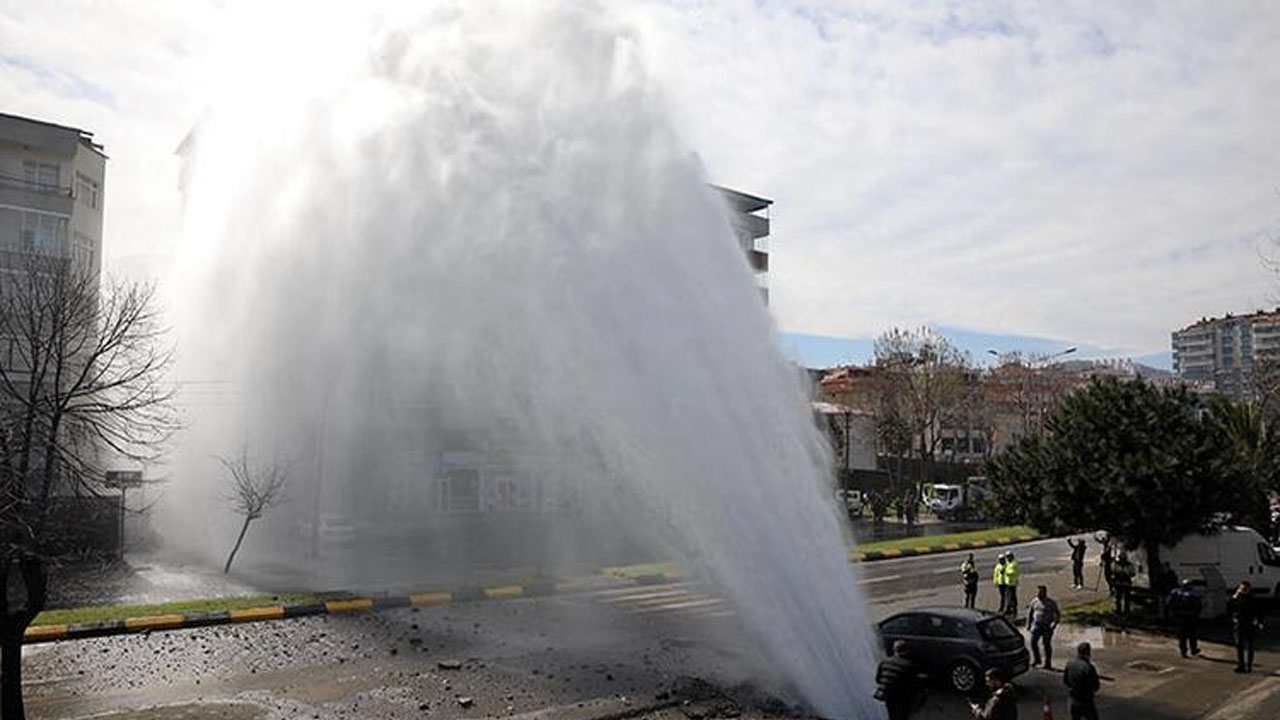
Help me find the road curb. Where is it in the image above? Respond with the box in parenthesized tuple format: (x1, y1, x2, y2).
(25, 535, 1040, 645)
(22, 574, 670, 646)
(852, 533, 1045, 562)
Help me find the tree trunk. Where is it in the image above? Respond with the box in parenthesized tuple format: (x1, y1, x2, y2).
(1144, 541, 1162, 592)
(1, 630, 24, 720)
(0, 557, 47, 720)
(224, 516, 254, 574)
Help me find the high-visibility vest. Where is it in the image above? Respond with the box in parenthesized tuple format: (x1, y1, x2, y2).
(993, 562, 1005, 586)
(1005, 560, 1021, 586)
(961, 561, 977, 582)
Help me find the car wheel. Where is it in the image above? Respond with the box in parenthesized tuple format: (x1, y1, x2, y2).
(949, 660, 980, 693)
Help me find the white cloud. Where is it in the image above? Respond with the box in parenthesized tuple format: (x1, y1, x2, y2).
(628, 0, 1280, 354)
(1, 1, 1277, 355)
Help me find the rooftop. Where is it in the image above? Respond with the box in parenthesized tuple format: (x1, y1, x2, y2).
(0, 111, 106, 157)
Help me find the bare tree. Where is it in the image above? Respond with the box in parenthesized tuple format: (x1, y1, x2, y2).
(873, 327, 972, 463)
(0, 255, 176, 719)
(219, 446, 289, 574)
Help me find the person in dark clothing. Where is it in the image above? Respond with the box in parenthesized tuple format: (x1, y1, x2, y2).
(875, 640, 923, 720)
(970, 668, 1017, 720)
(1228, 581, 1263, 673)
(1111, 554, 1134, 615)
(1153, 563, 1178, 618)
(1063, 642, 1101, 720)
(1099, 542, 1114, 593)
(961, 553, 979, 609)
(1165, 579, 1202, 658)
(1067, 538, 1087, 589)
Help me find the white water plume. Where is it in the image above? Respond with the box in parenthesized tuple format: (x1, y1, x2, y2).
(164, 2, 880, 716)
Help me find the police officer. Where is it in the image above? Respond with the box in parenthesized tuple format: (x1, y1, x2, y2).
(875, 640, 923, 720)
(1063, 642, 1101, 720)
(992, 554, 1007, 614)
(961, 553, 979, 609)
(1112, 553, 1135, 615)
(1165, 579, 1202, 658)
(1003, 552, 1021, 617)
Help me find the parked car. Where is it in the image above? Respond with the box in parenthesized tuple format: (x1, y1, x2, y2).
(836, 489, 864, 516)
(876, 607, 1029, 693)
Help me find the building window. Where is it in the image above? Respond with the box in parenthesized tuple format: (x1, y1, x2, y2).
(18, 211, 68, 256)
(0, 336, 14, 370)
(439, 469, 480, 513)
(75, 173, 100, 209)
(22, 160, 60, 190)
(72, 231, 95, 268)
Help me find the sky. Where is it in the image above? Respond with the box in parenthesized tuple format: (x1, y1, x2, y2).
(2, 1, 1278, 369)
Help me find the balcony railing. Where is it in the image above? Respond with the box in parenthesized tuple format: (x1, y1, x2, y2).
(0, 172, 73, 197)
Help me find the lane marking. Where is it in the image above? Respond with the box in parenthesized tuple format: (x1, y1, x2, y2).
(860, 574, 903, 585)
(635, 598, 726, 614)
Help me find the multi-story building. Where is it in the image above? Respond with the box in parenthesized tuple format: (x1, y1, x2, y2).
(1172, 310, 1280, 399)
(714, 185, 772, 304)
(0, 112, 106, 371)
(0, 112, 105, 274)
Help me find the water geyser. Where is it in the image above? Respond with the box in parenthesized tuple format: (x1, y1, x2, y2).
(165, 1, 881, 716)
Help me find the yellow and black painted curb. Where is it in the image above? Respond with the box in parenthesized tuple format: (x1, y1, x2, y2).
(23, 535, 1041, 645)
(850, 533, 1045, 562)
(22, 572, 685, 646)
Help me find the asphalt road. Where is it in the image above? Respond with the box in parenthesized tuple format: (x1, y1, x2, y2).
(21, 537, 1280, 720)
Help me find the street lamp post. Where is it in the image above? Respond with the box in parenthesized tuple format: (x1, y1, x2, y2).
(987, 347, 1077, 437)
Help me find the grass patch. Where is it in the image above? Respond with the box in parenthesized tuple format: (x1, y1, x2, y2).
(854, 525, 1039, 556)
(1060, 597, 1116, 627)
(599, 562, 681, 580)
(34, 593, 345, 626)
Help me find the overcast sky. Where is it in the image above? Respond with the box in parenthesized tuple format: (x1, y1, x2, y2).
(2, 1, 1278, 364)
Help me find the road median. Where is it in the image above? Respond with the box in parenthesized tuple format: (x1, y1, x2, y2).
(27, 525, 1043, 644)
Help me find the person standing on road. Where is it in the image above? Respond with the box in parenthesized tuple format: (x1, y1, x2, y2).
(1111, 554, 1134, 615)
(961, 553, 979, 609)
(1004, 552, 1021, 617)
(969, 668, 1017, 720)
(1100, 541, 1114, 593)
(1228, 581, 1262, 673)
(992, 554, 1008, 614)
(1165, 579, 1202, 658)
(1027, 585, 1061, 669)
(1067, 538, 1087, 589)
(1063, 642, 1101, 720)
(875, 640, 923, 720)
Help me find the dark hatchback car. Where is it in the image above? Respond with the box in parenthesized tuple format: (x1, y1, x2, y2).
(876, 607, 1030, 693)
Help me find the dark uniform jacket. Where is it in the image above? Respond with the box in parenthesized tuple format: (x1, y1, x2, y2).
(1063, 658, 1100, 702)
(875, 655, 920, 704)
(1166, 587, 1202, 620)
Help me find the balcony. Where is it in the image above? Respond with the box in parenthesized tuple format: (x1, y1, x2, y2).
(747, 248, 769, 272)
(730, 212, 770, 240)
(0, 173, 73, 215)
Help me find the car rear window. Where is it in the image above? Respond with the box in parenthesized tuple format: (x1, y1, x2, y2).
(978, 617, 1018, 641)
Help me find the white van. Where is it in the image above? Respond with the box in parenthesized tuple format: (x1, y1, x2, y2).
(1130, 526, 1280, 601)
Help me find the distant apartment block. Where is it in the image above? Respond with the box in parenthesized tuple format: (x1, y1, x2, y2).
(1172, 310, 1280, 398)
(714, 185, 772, 304)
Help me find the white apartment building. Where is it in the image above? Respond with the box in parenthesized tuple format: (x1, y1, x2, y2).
(0, 112, 105, 275)
(1172, 310, 1280, 399)
(714, 185, 772, 304)
(0, 113, 107, 373)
